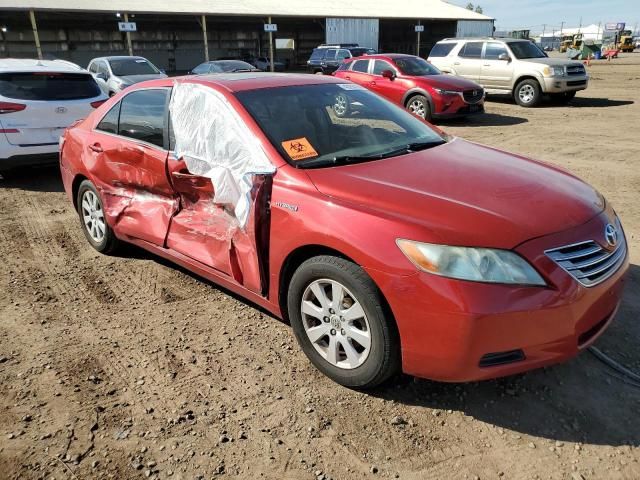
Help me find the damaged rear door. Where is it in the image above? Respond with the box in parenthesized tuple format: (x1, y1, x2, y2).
(88, 88, 177, 246)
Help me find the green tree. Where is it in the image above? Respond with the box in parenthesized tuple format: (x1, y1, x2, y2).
(466, 2, 474, 10)
(475, 5, 483, 13)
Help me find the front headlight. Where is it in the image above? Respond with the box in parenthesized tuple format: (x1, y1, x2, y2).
(396, 239, 546, 286)
(434, 88, 460, 96)
(543, 66, 565, 77)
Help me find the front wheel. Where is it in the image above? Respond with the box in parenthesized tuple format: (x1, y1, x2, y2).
(287, 256, 400, 389)
(514, 79, 542, 107)
(77, 180, 119, 254)
(406, 95, 432, 121)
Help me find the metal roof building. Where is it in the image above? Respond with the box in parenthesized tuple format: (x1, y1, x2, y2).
(0, 1, 494, 72)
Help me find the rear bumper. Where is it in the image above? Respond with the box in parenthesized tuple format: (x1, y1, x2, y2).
(0, 152, 59, 170)
(368, 210, 629, 382)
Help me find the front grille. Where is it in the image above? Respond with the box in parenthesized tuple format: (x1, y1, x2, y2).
(545, 223, 626, 287)
(462, 89, 484, 104)
(479, 350, 525, 368)
(566, 65, 586, 76)
(567, 80, 587, 87)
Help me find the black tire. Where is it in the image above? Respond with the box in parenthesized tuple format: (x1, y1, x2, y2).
(406, 94, 432, 121)
(514, 79, 542, 107)
(76, 180, 120, 254)
(108, 91, 115, 97)
(550, 91, 577, 104)
(287, 255, 400, 389)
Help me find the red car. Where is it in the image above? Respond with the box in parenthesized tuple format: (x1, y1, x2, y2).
(60, 73, 628, 389)
(334, 53, 485, 121)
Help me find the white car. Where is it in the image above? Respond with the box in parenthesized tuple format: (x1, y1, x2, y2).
(0, 58, 107, 173)
(87, 56, 167, 96)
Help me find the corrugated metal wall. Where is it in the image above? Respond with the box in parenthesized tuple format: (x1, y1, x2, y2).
(456, 20, 494, 38)
(326, 18, 379, 50)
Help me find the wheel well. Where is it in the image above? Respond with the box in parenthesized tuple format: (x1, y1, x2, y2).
(278, 245, 356, 323)
(514, 75, 541, 92)
(71, 174, 88, 210)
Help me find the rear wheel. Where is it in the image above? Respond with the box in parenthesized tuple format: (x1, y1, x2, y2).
(287, 255, 400, 389)
(406, 95, 432, 121)
(514, 79, 542, 107)
(76, 180, 119, 254)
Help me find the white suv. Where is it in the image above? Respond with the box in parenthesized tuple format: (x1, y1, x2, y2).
(0, 59, 107, 172)
(428, 38, 589, 107)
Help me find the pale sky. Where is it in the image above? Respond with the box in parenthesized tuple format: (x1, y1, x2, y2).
(450, 1, 640, 33)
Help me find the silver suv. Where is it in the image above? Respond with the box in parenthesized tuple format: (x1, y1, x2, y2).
(428, 38, 589, 107)
(87, 56, 167, 97)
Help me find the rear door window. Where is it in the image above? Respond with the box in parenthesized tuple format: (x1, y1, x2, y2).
(336, 49, 351, 61)
(0, 72, 102, 100)
(324, 49, 338, 61)
(96, 102, 121, 134)
(429, 43, 457, 57)
(351, 60, 370, 73)
(118, 89, 168, 147)
(460, 42, 484, 59)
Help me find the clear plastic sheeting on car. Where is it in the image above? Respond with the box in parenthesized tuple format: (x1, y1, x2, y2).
(169, 81, 275, 226)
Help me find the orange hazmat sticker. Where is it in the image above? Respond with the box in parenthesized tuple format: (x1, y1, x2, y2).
(281, 137, 318, 161)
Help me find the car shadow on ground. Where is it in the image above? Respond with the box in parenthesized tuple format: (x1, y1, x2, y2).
(439, 112, 528, 128)
(0, 164, 64, 193)
(487, 95, 634, 109)
(372, 263, 640, 448)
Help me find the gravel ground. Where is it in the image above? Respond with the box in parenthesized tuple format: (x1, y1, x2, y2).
(0, 53, 639, 480)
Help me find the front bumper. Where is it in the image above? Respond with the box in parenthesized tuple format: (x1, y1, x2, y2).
(432, 94, 485, 119)
(542, 75, 589, 93)
(369, 210, 629, 382)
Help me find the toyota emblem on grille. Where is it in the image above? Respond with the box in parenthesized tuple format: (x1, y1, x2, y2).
(55, 106, 67, 114)
(604, 224, 618, 247)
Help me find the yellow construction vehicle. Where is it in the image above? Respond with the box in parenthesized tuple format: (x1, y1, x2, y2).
(559, 33, 583, 53)
(619, 30, 634, 52)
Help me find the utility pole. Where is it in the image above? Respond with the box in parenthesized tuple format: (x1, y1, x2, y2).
(560, 21, 565, 37)
(28, 10, 42, 60)
(268, 16, 274, 73)
(542, 24, 546, 48)
(123, 12, 133, 56)
(416, 20, 421, 57)
(201, 15, 209, 62)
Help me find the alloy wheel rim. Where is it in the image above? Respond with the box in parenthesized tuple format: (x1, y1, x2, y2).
(409, 99, 426, 118)
(333, 94, 348, 116)
(81, 190, 106, 244)
(519, 84, 535, 103)
(301, 279, 371, 370)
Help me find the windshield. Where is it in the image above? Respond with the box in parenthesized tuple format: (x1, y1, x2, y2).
(509, 41, 547, 59)
(211, 61, 256, 73)
(235, 84, 446, 169)
(109, 58, 160, 76)
(394, 57, 440, 76)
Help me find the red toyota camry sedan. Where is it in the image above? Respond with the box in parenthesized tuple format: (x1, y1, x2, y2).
(334, 53, 485, 121)
(60, 73, 628, 389)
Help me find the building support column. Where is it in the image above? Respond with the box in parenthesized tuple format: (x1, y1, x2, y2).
(416, 20, 421, 57)
(29, 10, 42, 60)
(124, 12, 133, 56)
(201, 15, 209, 62)
(268, 16, 274, 72)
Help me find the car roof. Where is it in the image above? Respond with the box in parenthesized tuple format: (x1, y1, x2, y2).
(138, 72, 347, 93)
(437, 37, 529, 43)
(91, 56, 149, 62)
(0, 58, 87, 73)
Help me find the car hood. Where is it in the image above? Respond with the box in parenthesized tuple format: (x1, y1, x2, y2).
(119, 73, 168, 84)
(520, 57, 584, 68)
(305, 138, 604, 249)
(412, 74, 482, 90)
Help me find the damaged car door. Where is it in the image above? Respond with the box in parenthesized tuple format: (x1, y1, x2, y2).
(89, 88, 177, 245)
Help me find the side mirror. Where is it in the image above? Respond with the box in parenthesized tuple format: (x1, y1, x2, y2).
(498, 53, 511, 62)
(160, 69, 166, 74)
(96, 72, 108, 81)
(381, 69, 395, 80)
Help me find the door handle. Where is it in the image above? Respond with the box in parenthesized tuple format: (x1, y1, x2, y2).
(453, 62, 461, 65)
(345, 76, 351, 80)
(483, 64, 491, 67)
(88, 143, 103, 153)
(370, 81, 376, 86)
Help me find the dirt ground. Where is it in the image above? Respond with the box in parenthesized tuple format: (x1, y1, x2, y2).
(1, 53, 639, 480)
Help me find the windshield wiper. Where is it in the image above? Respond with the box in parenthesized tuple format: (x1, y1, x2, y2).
(296, 140, 445, 168)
